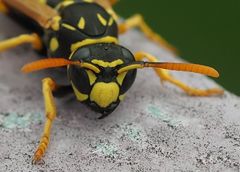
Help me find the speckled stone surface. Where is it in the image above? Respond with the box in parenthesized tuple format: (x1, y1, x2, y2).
(0, 14, 240, 172)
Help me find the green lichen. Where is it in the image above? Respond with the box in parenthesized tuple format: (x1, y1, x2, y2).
(126, 127, 141, 141)
(95, 143, 118, 157)
(148, 106, 180, 127)
(121, 124, 141, 141)
(0, 112, 43, 129)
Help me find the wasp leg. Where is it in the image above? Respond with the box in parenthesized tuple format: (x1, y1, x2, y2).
(119, 14, 178, 54)
(94, 0, 119, 20)
(32, 78, 58, 164)
(107, 0, 119, 5)
(0, 33, 42, 52)
(94, 0, 119, 6)
(0, 0, 8, 13)
(134, 51, 224, 96)
(95, 0, 119, 5)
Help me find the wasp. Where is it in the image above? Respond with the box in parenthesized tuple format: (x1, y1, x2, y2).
(0, 0, 223, 164)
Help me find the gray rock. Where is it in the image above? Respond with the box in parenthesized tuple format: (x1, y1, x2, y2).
(0, 14, 240, 172)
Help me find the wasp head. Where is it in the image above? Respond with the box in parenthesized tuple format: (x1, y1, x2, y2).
(68, 43, 137, 117)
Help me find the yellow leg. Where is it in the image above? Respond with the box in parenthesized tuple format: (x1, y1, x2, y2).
(32, 78, 57, 164)
(108, 0, 119, 5)
(134, 51, 224, 96)
(0, 33, 42, 52)
(119, 14, 178, 54)
(94, 0, 119, 20)
(94, 0, 119, 6)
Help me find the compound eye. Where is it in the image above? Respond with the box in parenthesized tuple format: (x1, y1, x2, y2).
(121, 47, 135, 62)
(71, 47, 90, 60)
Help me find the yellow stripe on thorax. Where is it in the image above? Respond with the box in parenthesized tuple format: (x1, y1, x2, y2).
(62, 23, 76, 31)
(71, 36, 118, 52)
(97, 13, 107, 26)
(78, 17, 86, 30)
(55, 1, 75, 10)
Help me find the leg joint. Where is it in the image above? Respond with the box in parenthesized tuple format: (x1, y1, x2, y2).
(46, 112, 56, 121)
(42, 77, 57, 91)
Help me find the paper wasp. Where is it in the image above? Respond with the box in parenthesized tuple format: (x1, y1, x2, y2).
(0, 0, 223, 164)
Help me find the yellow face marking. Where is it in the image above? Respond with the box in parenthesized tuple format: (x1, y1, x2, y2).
(118, 64, 143, 74)
(71, 36, 118, 52)
(108, 17, 114, 26)
(97, 13, 107, 26)
(90, 82, 119, 108)
(78, 17, 86, 30)
(86, 70, 97, 85)
(119, 94, 126, 101)
(62, 23, 76, 31)
(116, 72, 127, 85)
(51, 16, 61, 31)
(50, 37, 59, 52)
(81, 63, 101, 73)
(71, 81, 89, 101)
(91, 59, 124, 68)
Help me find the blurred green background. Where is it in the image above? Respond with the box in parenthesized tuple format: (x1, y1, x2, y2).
(115, 0, 240, 95)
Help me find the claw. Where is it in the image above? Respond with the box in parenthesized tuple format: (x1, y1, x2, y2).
(32, 148, 45, 165)
(32, 157, 45, 165)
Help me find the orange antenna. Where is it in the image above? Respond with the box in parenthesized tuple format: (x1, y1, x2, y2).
(21, 58, 79, 73)
(118, 62, 220, 78)
(144, 62, 219, 78)
(21, 58, 101, 74)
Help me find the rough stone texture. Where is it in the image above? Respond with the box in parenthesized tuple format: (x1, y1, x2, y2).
(0, 14, 240, 172)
